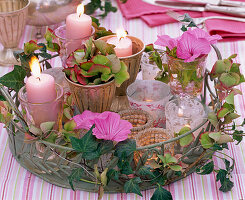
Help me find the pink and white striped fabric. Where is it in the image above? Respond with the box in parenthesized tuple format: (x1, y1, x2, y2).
(1, 3, 245, 200)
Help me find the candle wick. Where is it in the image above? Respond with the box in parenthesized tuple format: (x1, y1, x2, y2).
(119, 36, 123, 41)
(79, 13, 81, 18)
(36, 77, 41, 81)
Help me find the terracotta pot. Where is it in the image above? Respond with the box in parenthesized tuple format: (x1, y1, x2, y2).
(99, 35, 145, 96)
(65, 76, 116, 113)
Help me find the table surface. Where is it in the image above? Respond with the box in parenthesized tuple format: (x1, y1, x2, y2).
(1, 2, 245, 200)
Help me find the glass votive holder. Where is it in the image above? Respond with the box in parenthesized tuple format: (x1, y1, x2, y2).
(165, 97, 207, 138)
(54, 25, 95, 67)
(141, 51, 165, 80)
(126, 80, 171, 128)
(18, 84, 64, 130)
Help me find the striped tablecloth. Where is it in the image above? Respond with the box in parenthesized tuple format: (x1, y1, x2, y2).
(1, 4, 245, 200)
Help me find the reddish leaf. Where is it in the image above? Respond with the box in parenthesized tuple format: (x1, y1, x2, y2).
(80, 61, 93, 70)
(217, 107, 230, 119)
(70, 69, 78, 82)
(66, 54, 77, 68)
(63, 68, 73, 76)
(77, 74, 88, 85)
(24, 132, 37, 143)
(88, 64, 111, 75)
(24, 40, 42, 54)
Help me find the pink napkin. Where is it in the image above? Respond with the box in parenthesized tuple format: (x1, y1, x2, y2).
(117, 0, 245, 41)
(117, 0, 202, 26)
(204, 12, 245, 42)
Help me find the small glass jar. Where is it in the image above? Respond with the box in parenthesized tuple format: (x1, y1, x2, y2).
(54, 25, 95, 67)
(18, 84, 64, 130)
(141, 51, 166, 80)
(127, 80, 171, 128)
(165, 97, 207, 138)
(167, 54, 207, 97)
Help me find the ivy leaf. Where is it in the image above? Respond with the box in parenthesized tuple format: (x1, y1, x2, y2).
(68, 168, 84, 190)
(69, 125, 98, 153)
(233, 130, 243, 145)
(124, 177, 142, 197)
(0, 65, 26, 92)
(100, 1, 117, 18)
(91, 16, 100, 26)
(115, 139, 136, 158)
(137, 166, 155, 178)
(97, 140, 114, 155)
(196, 161, 214, 175)
(107, 169, 119, 183)
(151, 185, 173, 200)
(219, 178, 234, 192)
(216, 169, 227, 183)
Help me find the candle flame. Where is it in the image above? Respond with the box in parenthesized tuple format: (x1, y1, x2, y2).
(145, 99, 153, 102)
(184, 124, 191, 129)
(116, 28, 127, 41)
(177, 108, 184, 117)
(77, 3, 84, 18)
(29, 56, 41, 78)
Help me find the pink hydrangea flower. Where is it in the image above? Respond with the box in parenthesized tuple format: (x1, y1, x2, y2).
(154, 35, 177, 50)
(73, 110, 132, 142)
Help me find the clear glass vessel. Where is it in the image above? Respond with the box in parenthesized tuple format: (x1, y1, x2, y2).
(167, 54, 207, 97)
(18, 83, 64, 130)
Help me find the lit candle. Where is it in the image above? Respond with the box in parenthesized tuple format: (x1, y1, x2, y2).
(26, 57, 56, 103)
(177, 108, 184, 117)
(26, 57, 58, 127)
(107, 28, 133, 57)
(66, 3, 92, 39)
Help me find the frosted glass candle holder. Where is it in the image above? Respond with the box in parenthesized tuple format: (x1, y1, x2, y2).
(127, 80, 171, 128)
(141, 51, 165, 80)
(165, 97, 207, 138)
(18, 83, 64, 129)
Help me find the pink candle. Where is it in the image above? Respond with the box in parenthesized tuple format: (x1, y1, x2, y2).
(26, 57, 58, 126)
(107, 29, 133, 58)
(66, 3, 92, 39)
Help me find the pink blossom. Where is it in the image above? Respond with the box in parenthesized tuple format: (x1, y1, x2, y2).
(72, 110, 132, 142)
(93, 111, 132, 142)
(73, 110, 99, 130)
(154, 35, 177, 50)
(187, 28, 222, 44)
(176, 31, 211, 62)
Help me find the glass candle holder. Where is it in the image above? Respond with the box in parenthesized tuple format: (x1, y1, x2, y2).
(141, 51, 165, 80)
(18, 83, 64, 130)
(165, 97, 207, 138)
(54, 25, 95, 67)
(167, 54, 207, 97)
(127, 80, 171, 128)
